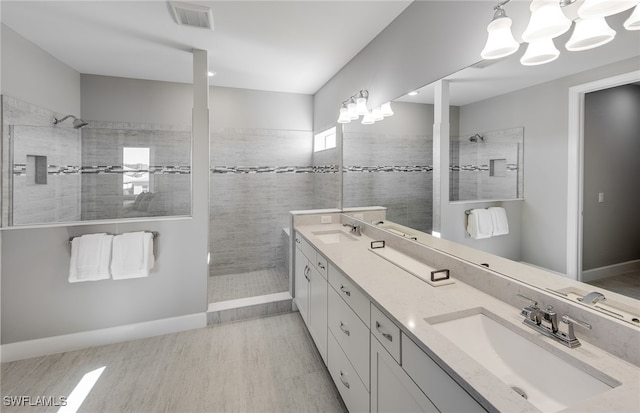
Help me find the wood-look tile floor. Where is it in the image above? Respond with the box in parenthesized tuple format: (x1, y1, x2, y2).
(1, 313, 346, 413)
(586, 270, 640, 301)
(208, 267, 289, 303)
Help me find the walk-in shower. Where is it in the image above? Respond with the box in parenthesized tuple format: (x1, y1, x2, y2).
(53, 115, 88, 129)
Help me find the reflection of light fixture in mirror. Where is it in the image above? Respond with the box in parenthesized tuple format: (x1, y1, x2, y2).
(521, 38, 560, 65)
(207, 71, 216, 77)
(481, 1, 520, 59)
(347, 97, 358, 120)
(381, 101, 394, 117)
(361, 111, 375, 125)
(337, 104, 351, 124)
(372, 107, 384, 122)
(407, 90, 419, 96)
(355, 90, 369, 115)
(578, 0, 638, 18)
(522, 0, 572, 42)
(566, 17, 616, 51)
(624, 4, 640, 30)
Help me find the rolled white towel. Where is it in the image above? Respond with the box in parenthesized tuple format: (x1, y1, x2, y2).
(489, 207, 509, 236)
(467, 209, 493, 240)
(69, 234, 113, 283)
(111, 232, 155, 280)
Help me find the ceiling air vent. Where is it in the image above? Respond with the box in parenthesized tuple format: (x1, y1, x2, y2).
(169, 1, 214, 30)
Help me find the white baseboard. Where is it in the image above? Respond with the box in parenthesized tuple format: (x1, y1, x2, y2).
(0, 313, 207, 362)
(581, 260, 640, 283)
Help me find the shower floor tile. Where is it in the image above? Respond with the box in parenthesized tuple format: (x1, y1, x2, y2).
(208, 267, 289, 303)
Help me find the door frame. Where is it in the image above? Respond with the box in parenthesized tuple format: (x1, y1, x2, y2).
(566, 70, 640, 280)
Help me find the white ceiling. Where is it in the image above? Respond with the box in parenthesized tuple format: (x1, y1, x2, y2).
(0, 0, 412, 95)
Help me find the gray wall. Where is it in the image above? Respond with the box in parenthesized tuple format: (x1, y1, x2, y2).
(583, 84, 640, 271)
(1, 42, 208, 343)
(456, 58, 640, 273)
(209, 86, 314, 276)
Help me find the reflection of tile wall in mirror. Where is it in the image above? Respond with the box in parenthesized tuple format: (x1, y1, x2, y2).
(450, 127, 523, 202)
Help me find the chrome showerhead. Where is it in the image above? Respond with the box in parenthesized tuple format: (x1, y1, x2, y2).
(469, 133, 485, 143)
(53, 115, 88, 129)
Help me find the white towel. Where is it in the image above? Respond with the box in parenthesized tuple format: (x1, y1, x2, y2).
(111, 232, 155, 280)
(69, 233, 113, 283)
(489, 207, 509, 236)
(467, 209, 493, 240)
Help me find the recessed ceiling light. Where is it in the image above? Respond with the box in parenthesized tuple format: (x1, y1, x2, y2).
(408, 91, 419, 96)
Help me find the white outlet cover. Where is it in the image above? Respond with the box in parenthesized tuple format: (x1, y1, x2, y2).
(321, 215, 332, 224)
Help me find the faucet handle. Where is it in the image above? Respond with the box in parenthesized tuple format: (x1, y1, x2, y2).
(517, 293, 538, 307)
(561, 315, 592, 330)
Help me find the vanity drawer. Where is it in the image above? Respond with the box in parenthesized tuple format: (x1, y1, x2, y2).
(328, 285, 370, 389)
(328, 331, 370, 413)
(315, 253, 328, 279)
(402, 333, 485, 412)
(294, 232, 316, 262)
(328, 263, 370, 327)
(371, 304, 401, 364)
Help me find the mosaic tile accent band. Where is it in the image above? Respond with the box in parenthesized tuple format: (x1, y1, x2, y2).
(210, 165, 338, 174)
(344, 165, 433, 173)
(450, 164, 518, 172)
(13, 164, 191, 176)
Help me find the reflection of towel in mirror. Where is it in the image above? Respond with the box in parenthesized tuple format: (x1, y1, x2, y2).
(489, 207, 509, 236)
(69, 233, 113, 283)
(467, 209, 493, 239)
(111, 232, 155, 280)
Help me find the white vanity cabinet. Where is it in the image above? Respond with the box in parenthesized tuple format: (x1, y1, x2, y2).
(294, 232, 328, 363)
(327, 263, 372, 412)
(371, 334, 438, 413)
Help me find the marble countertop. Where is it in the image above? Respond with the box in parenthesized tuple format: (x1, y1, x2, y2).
(295, 222, 640, 413)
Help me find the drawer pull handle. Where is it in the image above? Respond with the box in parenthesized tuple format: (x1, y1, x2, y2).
(339, 371, 350, 389)
(318, 262, 326, 270)
(376, 321, 393, 342)
(340, 285, 351, 297)
(339, 321, 351, 336)
(304, 265, 310, 281)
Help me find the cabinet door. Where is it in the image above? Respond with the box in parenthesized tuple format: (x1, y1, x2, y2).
(308, 265, 328, 363)
(371, 335, 439, 413)
(294, 247, 310, 323)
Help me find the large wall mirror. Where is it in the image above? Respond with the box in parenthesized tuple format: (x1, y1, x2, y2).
(343, 10, 640, 325)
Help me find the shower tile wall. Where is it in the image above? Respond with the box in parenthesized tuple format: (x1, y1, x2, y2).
(343, 131, 433, 233)
(2, 96, 81, 226)
(81, 123, 191, 220)
(210, 128, 314, 276)
(450, 127, 523, 201)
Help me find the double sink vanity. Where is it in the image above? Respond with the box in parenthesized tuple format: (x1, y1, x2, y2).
(291, 210, 640, 413)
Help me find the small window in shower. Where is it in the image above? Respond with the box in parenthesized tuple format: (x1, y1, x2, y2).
(123, 147, 150, 198)
(314, 127, 336, 152)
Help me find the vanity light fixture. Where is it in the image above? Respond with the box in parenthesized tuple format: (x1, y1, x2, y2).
(624, 4, 640, 30)
(336, 90, 393, 125)
(480, 1, 520, 60)
(482, 0, 640, 65)
(566, 17, 616, 51)
(521, 38, 561, 65)
(578, 0, 638, 18)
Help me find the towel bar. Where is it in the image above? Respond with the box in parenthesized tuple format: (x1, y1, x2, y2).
(68, 231, 159, 245)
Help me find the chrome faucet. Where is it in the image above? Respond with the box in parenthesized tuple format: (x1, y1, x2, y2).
(580, 291, 606, 305)
(517, 294, 591, 348)
(343, 223, 362, 236)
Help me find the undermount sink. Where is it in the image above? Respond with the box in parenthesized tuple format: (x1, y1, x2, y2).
(312, 230, 358, 244)
(427, 310, 617, 412)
